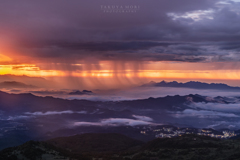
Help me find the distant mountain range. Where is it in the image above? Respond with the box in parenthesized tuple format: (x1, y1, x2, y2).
(0, 81, 37, 89)
(142, 80, 240, 91)
(0, 74, 50, 88)
(0, 90, 217, 113)
(69, 90, 93, 95)
(0, 90, 237, 151)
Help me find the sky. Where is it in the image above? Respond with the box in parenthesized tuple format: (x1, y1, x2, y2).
(1, 0, 240, 89)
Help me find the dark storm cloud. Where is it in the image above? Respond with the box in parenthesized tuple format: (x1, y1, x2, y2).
(22, 41, 173, 52)
(142, 53, 207, 62)
(218, 42, 240, 50)
(1, 0, 240, 63)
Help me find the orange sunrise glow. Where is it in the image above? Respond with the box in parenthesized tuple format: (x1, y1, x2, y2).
(1, 52, 240, 83)
(1, 61, 240, 82)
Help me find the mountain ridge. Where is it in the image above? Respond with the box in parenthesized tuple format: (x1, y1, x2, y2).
(0, 81, 37, 89)
(142, 80, 240, 91)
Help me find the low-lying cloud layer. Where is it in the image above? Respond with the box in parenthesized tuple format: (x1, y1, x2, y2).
(66, 86, 240, 101)
(170, 109, 239, 118)
(132, 115, 153, 122)
(189, 102, 240, 113)
(25, 110, 87, 116)
(74, 115, 155, 127)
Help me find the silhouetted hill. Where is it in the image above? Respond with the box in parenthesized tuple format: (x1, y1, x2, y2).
(0, 81, 37, 88)
(45, 125, 156, 143)
(0, 90, 99, 112)
(1, 134, 240, 160)
(69, 90, 93, 95)
(110, 94, 215, 110)
(142, 134, 221, 151)
(142, 80, 240, 91)
(0, 74, 50, 88)
(0, 140, 90, 160)
(46, 133, 144, 153)
(0, 90, 214, 113)
(132, 134, 237, 160)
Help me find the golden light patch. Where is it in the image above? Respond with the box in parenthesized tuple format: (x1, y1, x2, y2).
(0, 61, 240, 82)
(0, 65, 11, 75)
(0, 64, 65, 77)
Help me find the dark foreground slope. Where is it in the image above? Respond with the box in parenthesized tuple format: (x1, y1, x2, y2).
(133, 135, 240, 160)
(0, 133, 144, 160)
(0, 140, 90, 160)
(2, 134, 240, 160)
(46, 133, 144, 153)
